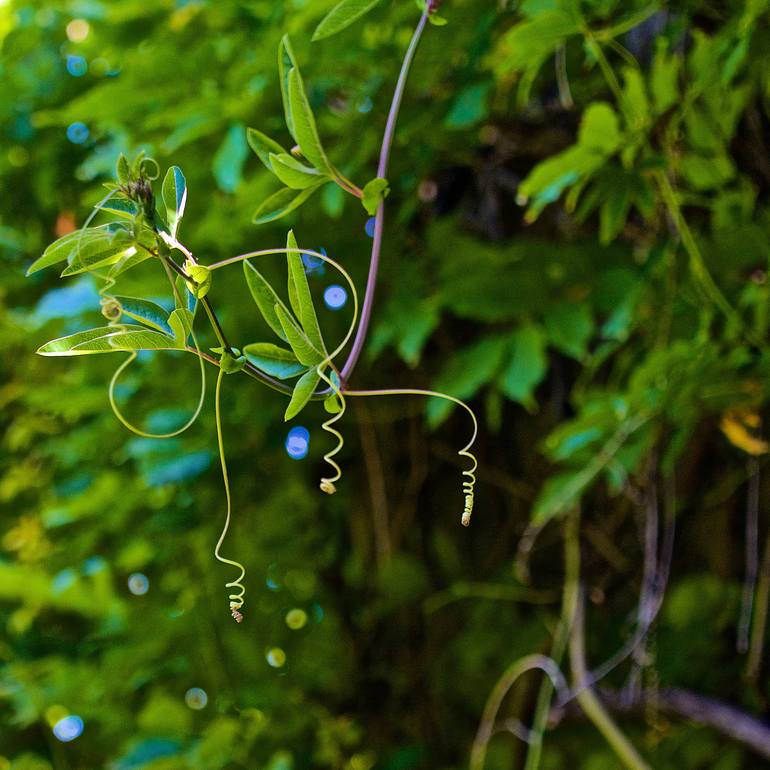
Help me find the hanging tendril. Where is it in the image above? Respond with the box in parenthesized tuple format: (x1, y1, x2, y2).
(316, 365, 347, 496)
(99, 261, 206, 440)
(346, 388, 478, 526)
(213, 367, 246, 622)
(207, 247, 359, 495)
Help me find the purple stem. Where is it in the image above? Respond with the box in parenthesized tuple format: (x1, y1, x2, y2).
(340, 10, 430, 383)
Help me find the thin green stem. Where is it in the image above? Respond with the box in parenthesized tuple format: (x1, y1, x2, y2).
(569, 589, 653, 770)
(522, 510, 581, 770)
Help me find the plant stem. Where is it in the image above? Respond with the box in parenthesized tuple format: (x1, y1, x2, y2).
(340, 9, 430, 382)
(569, 586, 652, 769)
(522, 510, 581, 770)
(163, 9, 432, 396)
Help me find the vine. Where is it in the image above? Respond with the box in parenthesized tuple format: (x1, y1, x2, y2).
(28, 0, 477, 624)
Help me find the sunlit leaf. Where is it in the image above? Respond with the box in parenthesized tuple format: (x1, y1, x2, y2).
(114, 295, 173, 335)
(269, 152, 326, 190)
(37, 325, 177, 356)
(27, 224, 128, 275)
(162, 166, 187, 239)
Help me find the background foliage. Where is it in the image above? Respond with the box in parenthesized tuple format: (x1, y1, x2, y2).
(2, 0, 770, 768)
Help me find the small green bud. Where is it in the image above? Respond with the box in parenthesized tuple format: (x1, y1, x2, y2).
(216, 347, 247, 374)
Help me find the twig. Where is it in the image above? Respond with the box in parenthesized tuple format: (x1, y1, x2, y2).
(553, 687, 770, 761)
(355, 400, 392, 566)
(738, 457, 761, 653)
(747, 527, 770, 680)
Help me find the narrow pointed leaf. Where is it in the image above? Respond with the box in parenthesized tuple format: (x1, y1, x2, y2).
(252, 183, 324, 224)
(113, 295, 173, 335)
(269, 153, 326, 189)
(27, 224, 126, 275)
(288, 67, 333, 175)
(108, 248, 152, 278)
(278, 35, 300, 142)
(286, 230, 326, 354)
(162, 166, 187, 239)
(246, 128, 287, 171)
(60, 237, 137, 276)
(313, 0, 383, 41)
(243, 260, 290, 341)
(284, 368, 321, 421)
(37, 325, 178, 356)
(275, 303, 323, 366)
(243, 342, 307, 379)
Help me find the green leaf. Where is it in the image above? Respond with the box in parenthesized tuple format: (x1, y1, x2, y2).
(324, 393, 342, 413)
(27, 224, 128, 275)
(113, 296, 173, 335)
(99, 197, 139, 219)
(108, 247, 153, 278)
(218, 348, 247, 374)
(312, 0, 382, 41)
(243, 260, 290, 341)
(278, 35, 300, 142)
(37, 325, 177, 356)
(116, 153, 131, 185)
(60, 233, 136, 276)
(242, 342, 307, 379)
(498, 325, 547, 411)
(275, 303, 323, 366)
(212, 124, 248, 193)
(168, 308, 194, 347)
(162, 166, 187, 239)
(544, 303, 594, 360)
(246, 128, 287, 171)
(427, 335, 508, 426)
(184, 262, 212, 299)
(252, 183, 324, 224)
(284, 368, 321, 421)
(286, 230, 326, 354)
(361, 177, 389, 215)
(269, 153, 326, 189)
(578, 102, 621, 153)
(288, 67, 333, 175)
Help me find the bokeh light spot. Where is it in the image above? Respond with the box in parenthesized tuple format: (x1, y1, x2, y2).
(285, 426, 309, 460)
(285, 608, 308, 630)
(53, 715, 83, 742)
(323, 284, 347, 310)
(184, 687, 208, 710)
(66, 55, 87, 77)
(128, 572, 149, 595)
(302, 247, 326, 275)
(266, 647, 286, 668)
(66, 19, 90, 42)
(66, 122, 89, 144)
